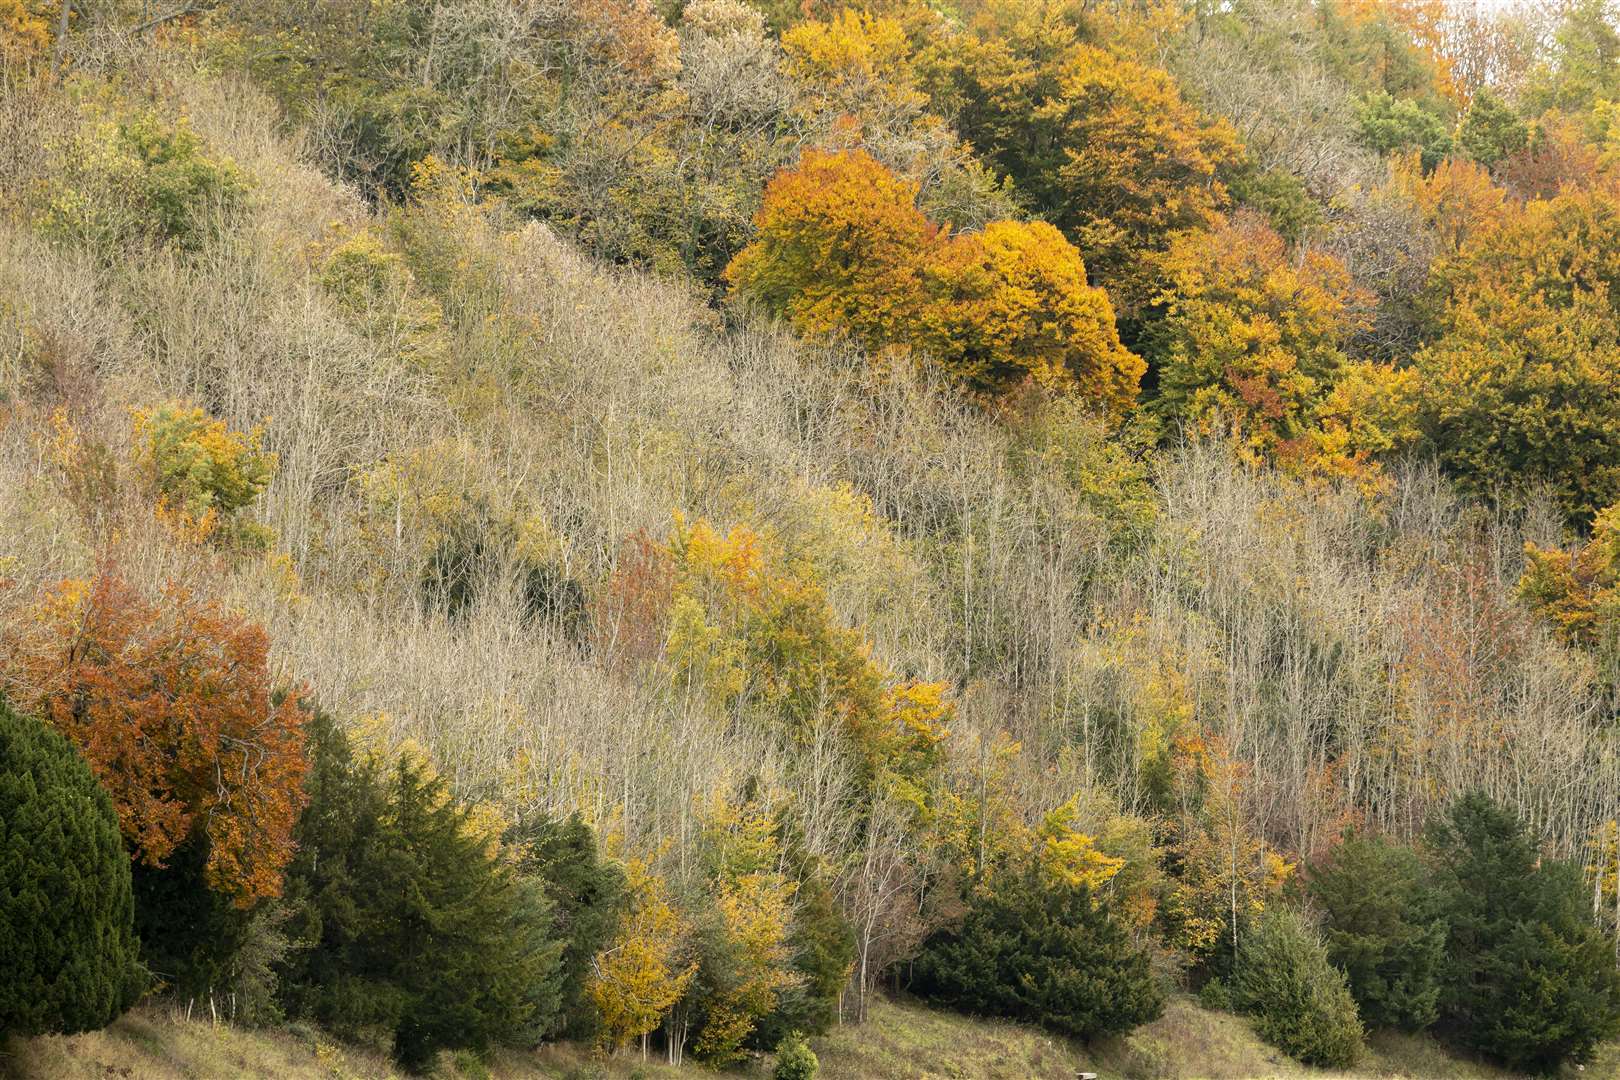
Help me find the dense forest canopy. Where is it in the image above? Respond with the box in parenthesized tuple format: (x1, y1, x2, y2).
(8, 0, 1620, 1074)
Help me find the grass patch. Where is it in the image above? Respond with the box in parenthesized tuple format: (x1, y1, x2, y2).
(4, 996, 1612, 1080)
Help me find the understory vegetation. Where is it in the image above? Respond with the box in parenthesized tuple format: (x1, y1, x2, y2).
(7, 0, 1620, 1076)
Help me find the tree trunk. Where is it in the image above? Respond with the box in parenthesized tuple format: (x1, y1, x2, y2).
(52, 1, 71, 67)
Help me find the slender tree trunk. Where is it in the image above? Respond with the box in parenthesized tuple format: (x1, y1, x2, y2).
(52, 1, 71, 67)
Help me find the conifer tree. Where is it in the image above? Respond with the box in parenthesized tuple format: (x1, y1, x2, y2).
(912, 859, 1163, 1040)
(279, 713, 564, 1072)
(1232, 907, 1364, 1068)
(1428, 792, 1620, 1072)
(1308, 832, 1445, 1031)
(0, 701, 144, 1037)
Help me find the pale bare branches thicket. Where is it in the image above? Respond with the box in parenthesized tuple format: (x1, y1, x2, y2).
(2, 53, 1617, 945)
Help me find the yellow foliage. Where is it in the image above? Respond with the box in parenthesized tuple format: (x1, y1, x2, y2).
(0, 0, 49, 62)
(1037, 797, 1125, 892)
(1393, 152, 1506, 254)
(132, 403, 275, 548)
(692, 871, 801, 1064)
(725, 148, 935, 352)
(1309, 361, 1422, 492)
(781, 10, 923, 112)
(918, 218, 1143, 408)
(1151, 214, 1399, 479)
(588, 856, 697, 1050)
(727, 149, 1141, 404)
(663, 515, 953, 801)
(1519, 503, 1620, 647)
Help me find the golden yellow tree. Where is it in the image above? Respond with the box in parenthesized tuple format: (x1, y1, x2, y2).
(727, 151, 1141, 404)
(0, 0, 48, 62)
(724, 148, 935, 353)
(588, 856, 697, 1052)
(1149, 213, 1390, 474)
(1519, 503, 1620, 647)
(919, 218, 1143, 408)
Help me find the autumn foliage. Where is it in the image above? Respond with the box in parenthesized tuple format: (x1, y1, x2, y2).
(4, 567, 309, 904)
(727, 148, 1141, 405)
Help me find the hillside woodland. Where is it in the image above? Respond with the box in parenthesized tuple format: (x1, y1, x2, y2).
(8, 0, 1620, 1076)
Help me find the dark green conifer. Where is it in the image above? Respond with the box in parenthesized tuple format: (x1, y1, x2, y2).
(1428, 791, 1620, 1073)
(912, 860, 1162, 1040)
(279, 711, 564, 1072)
(1308, 831, 1445, 1031)
(0, 702, 144, 1037)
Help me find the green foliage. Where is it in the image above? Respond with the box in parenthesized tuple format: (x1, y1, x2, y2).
(1458, 90, 1528, 170)
(1196, 976, 1232, 1012)
(1524, 0, 1620, 115)
(773, 1030, 818, 1080)
(752, 811, 854, 1047)
(1231, 906, 1364, 1069)
(0, 702, 144, 1038)
(1355, 92, 1453, 172)
(508, 813, 625, 1039)
(1308, 832, 1444, 1031)
(134, 403, 275, 545)
(278, 712, 565, 1072)
(1226, 164, 1322, 245)
(913, 860, 1164, 1041)
(130, 837, 278, 1015)
(42, 108, 249, 254)
(1427, 791, 1620, 1073)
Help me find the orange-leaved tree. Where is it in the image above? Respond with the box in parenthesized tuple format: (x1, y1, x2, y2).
(724, 147, 935, 352)
(1147, 213, 1380, 470)
(918, 218, 1142, 408)
(726, 148, 1140, 406)
(4, 566, 309, 904)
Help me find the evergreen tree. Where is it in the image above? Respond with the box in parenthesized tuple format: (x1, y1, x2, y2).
(912, 860, 1163, 1040)
(278, 712, 565, 1072)
(1457, 90, 1527, 169)
(1428, 792, 1620, 1073)
(508, 812, 625, 1038)
(1308, 832, 1445, 1031)
(0, 701, 144, 1037)
(1232, 906, 1364, 1068)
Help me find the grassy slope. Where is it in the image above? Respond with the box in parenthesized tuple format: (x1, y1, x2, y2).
(11, 995, 1611, 1080)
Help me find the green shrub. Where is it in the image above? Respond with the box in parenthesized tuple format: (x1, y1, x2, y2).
(1308, 831, 1445, 1030)
(913, 860, 1164, 1041)
(0, 701, 144, 1037)
(42, 108, 249, 254)
(1428, 791, 1620, 1073)
(773, 1031, 818, 1080)
(1196, 975, 1232, 1012)
(1232, 907, 1364, 1068)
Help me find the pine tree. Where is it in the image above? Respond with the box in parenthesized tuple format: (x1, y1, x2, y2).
(0, 701, 144, 1037)
(278, 713, 564, 1072)
(912, 860, 1163, 1040)
(1308, 832, 1445, 1031)
(1428, 792, 1620, 1072)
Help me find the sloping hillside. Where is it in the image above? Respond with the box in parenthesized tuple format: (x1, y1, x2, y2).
(7, 2, 1620, 1078)
(9, 995, 1579, 1080)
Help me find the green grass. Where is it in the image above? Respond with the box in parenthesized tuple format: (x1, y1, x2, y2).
(6, 995, 1617, 1080)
